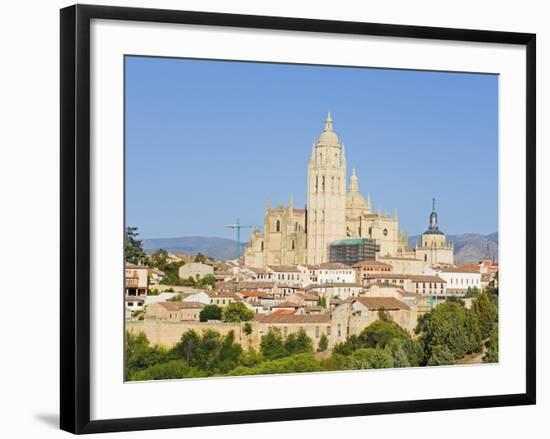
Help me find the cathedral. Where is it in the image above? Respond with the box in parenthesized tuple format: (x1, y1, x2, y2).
(244, 114, 452, 267)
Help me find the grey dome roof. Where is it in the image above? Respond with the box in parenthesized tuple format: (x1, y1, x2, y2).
(423, 228, 445, 235)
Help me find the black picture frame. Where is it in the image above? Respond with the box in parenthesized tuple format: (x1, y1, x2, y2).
(60, 4, 536, 434)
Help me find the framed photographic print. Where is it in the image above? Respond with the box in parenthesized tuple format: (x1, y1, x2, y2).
(60, 4, 536, 434)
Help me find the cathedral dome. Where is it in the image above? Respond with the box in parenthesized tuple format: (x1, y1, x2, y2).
(318, 112, 340, 146)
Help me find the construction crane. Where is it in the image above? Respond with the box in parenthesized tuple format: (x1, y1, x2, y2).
(226, 218, 254, 259)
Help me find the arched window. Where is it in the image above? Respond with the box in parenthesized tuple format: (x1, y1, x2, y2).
(291, 240, 295, 250)
(260, 241, 264, 252)
(322, 176, 325, 192)
(315, 176, 318, 193)
(314, 211, 317, 222)
(424, 254, 427, 262)
(276, 220, 281, 232)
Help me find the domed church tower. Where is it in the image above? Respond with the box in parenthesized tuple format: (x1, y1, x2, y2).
(306, 113, 347, 264)
(415, 198, 454, 266)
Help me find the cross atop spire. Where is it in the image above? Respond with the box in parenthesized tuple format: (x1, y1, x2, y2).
(432, 197, 436, 211)
(324, 112, 333, 132)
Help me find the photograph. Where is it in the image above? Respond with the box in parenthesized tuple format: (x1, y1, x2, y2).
(123, 56, 500, 382)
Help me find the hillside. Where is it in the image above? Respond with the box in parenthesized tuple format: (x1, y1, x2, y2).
(142, 236, 239, 261)
(143, 232, 498, 264)
(409, 232, 498, 264)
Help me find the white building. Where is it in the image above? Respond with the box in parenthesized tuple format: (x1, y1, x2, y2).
(306, 262, 355, 285)
(428, 267, 482, 296)
(267, 265, 304, 286)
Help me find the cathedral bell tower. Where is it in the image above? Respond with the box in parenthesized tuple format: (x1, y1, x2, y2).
(306, 113, 347, 264)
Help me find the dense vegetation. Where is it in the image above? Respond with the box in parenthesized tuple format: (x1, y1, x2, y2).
(126, 289, 498, 381)
(125, 227, 148, 265)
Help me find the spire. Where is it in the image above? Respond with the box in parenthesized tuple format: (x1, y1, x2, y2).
(429, 197, 439, 230)
(325, 112, 333, 132)
(367, 193, 372, 206)
(349, 167, 359, 192)
(289, 193, 294, 210)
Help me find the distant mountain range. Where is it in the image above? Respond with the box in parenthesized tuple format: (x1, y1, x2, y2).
(143, 232, 498, 264)
(142, 236, 240, 260)
(409, 232, 498, 264)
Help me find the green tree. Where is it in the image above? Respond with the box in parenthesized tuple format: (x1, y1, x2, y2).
(125, 227, 147, 264)
(471, 291, 498, 339)
(465, 286, 480, 298)
(193, 330, 223, 370)
(129, 360, 203, 381)
(199, 304, 223, 322)
(229, 353, 322, 376)
(222, 302, 255, 323)
(427, 344, 455, 366)
(344, 348, 394, 370)
(317, 296, 327, 308)
(182, 276, 196, 287)
(159, 260, 186, 286)
(483, 324, 499, 363)
(343, 319, 424, 367)
(194, 252, 207, 263)
(125, 331, 169, 379)
(172, 330, 201, 364)
(284, 329, 313, 355)
(317, 333, 329, 352)
(416, 301, 482, 363)
(214, 330, 243, 373)
(243, 322, 253, 337)
(196, 273, 216, 289)
(260, 328, 287, 360)
(149, 248, 169, 271)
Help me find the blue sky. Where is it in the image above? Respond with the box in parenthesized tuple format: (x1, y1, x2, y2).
(125, 56, 498, 240)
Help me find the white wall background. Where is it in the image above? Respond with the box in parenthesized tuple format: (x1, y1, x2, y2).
(0, 0, 546, 437)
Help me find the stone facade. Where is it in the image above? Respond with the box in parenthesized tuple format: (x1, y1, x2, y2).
(178, 262, 214, 280)
(245, 114, 408, 267)
(244, 117, 454, 269)
(414, 199, 454, 265)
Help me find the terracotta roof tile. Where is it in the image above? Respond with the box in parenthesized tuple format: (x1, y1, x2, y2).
(354, 296, 410, 311)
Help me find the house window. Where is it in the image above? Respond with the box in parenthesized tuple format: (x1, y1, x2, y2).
(276, 220, 281, 232)
(327, 326, 331, 335)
